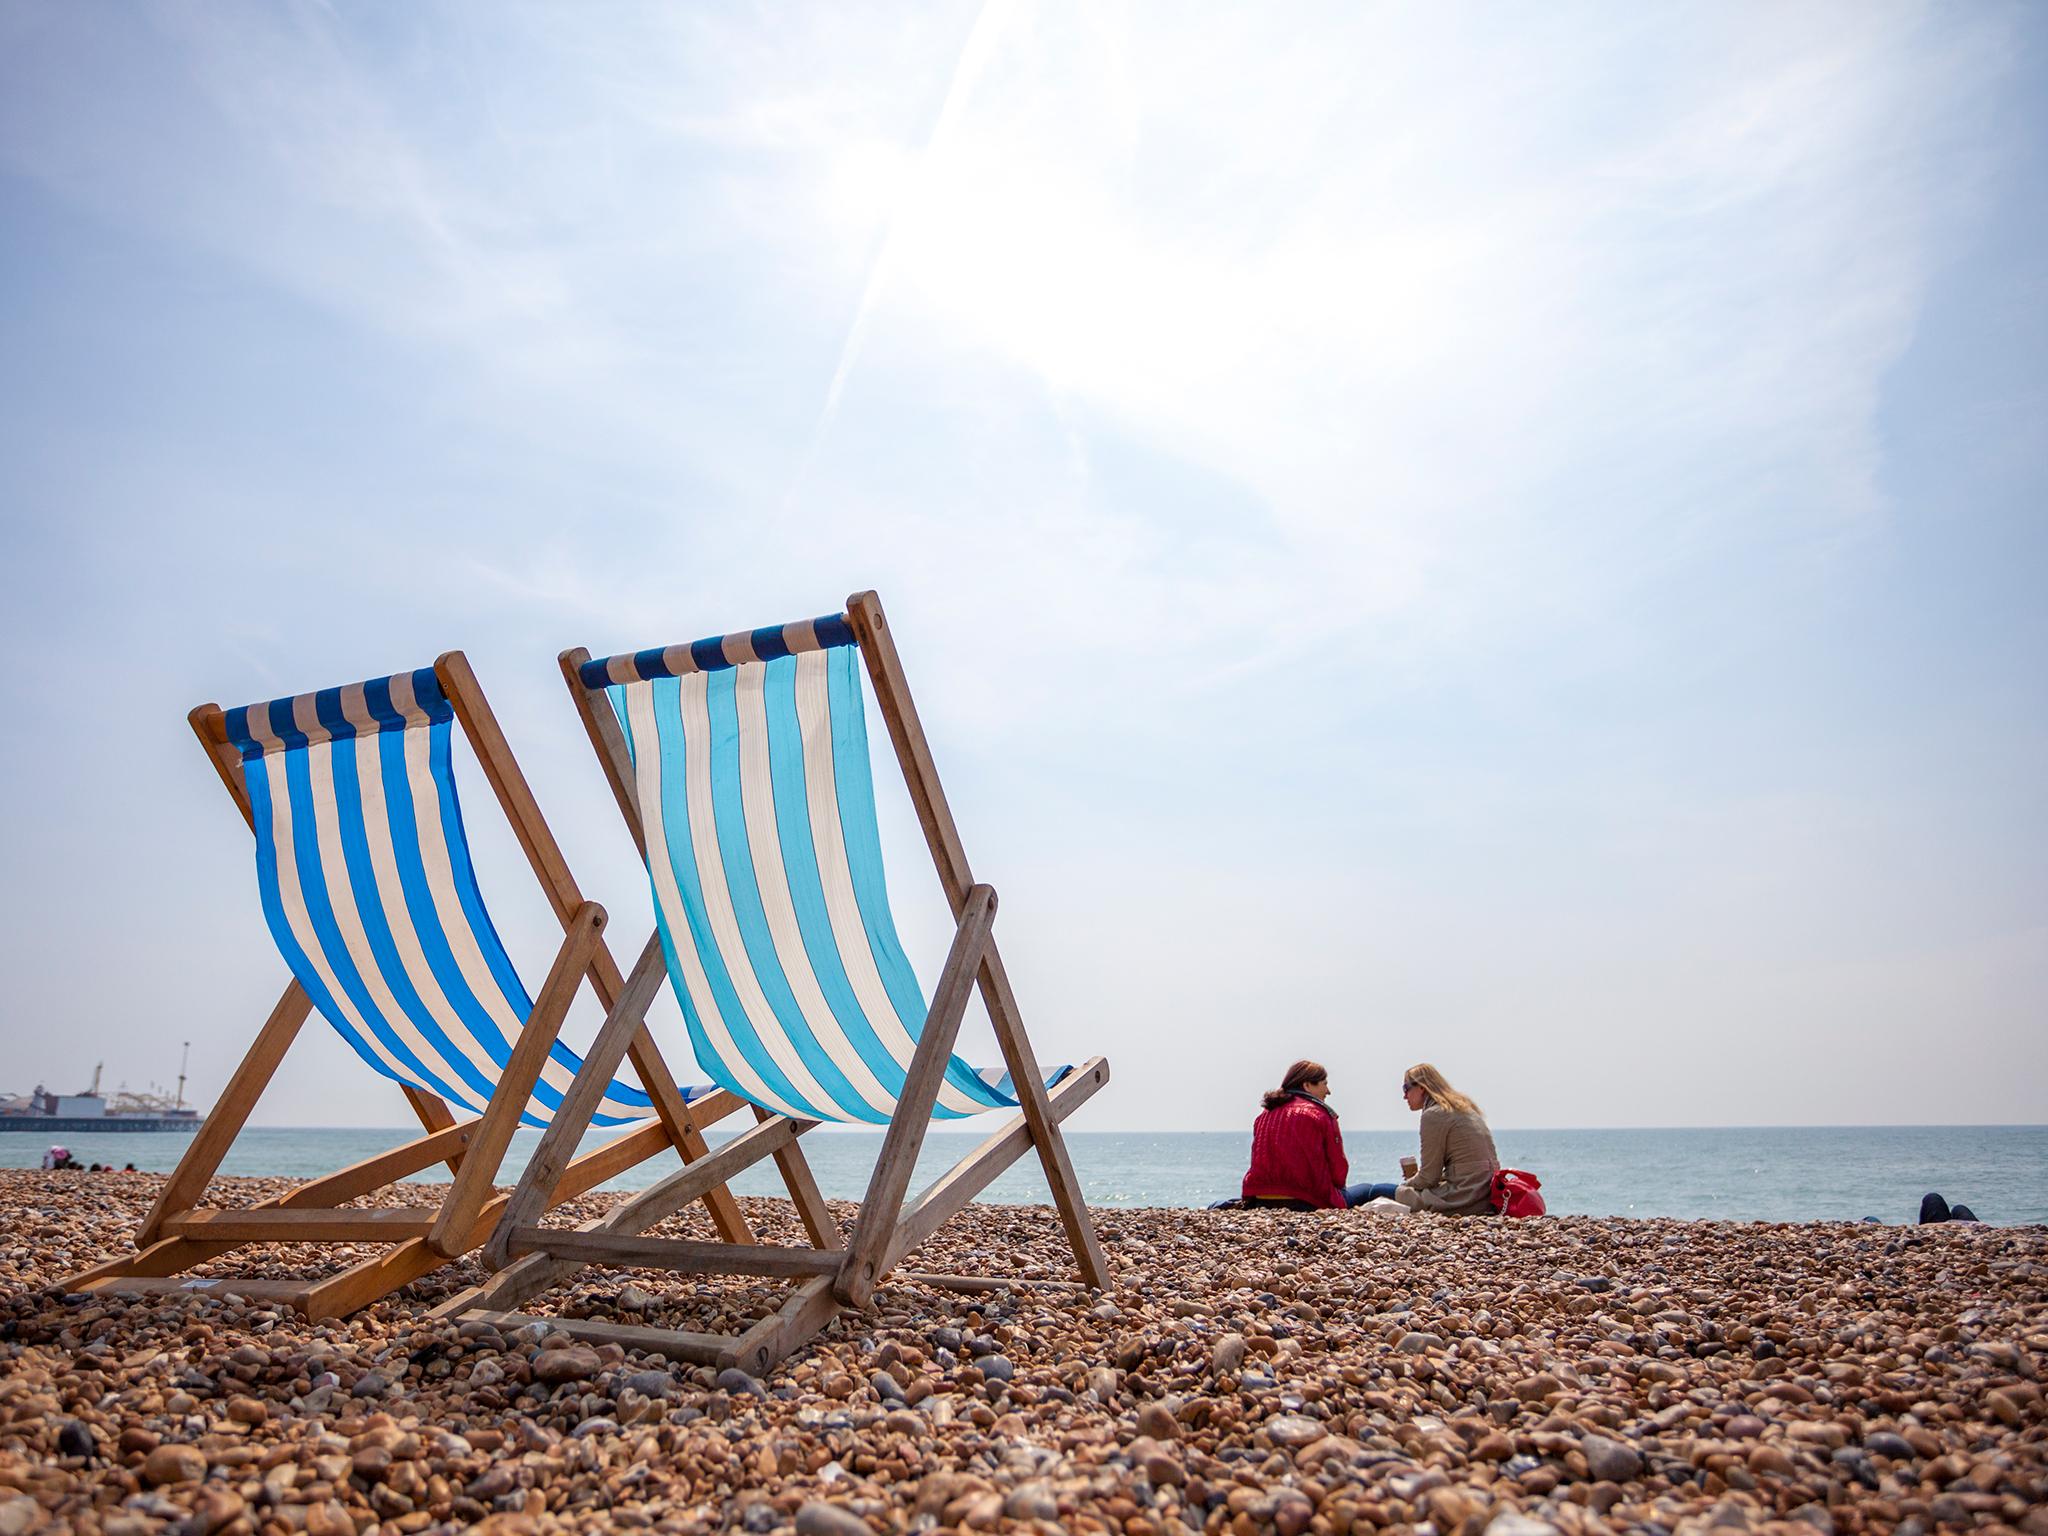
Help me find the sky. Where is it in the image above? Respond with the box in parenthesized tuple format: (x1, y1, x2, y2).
(0, 1, 2043, 1135)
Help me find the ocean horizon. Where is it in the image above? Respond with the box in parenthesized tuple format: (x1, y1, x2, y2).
(8, 1123, 2044, 1227)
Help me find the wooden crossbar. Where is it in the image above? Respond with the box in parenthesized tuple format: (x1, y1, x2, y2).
(82, 1277, 316, 1305)
(67, 1116, 476, 1291)
(164, 1208, 439, 1241)
(505, 1230, 841, 1278)
(440, 1112, 811, 1323)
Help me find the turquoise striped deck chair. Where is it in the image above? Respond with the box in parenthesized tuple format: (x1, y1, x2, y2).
(455, 592, 1110, 1373)
(69, 652, 757, 1320)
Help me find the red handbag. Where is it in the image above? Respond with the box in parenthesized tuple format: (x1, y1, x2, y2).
(1489, 1167, 1546, 1218)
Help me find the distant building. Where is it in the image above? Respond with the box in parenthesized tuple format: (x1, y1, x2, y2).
(1, 1067, 204, 1133)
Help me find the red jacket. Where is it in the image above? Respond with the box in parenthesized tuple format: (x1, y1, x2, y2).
(1242, 1093, 1349, 1208)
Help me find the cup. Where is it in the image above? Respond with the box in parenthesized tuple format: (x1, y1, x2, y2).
(1400, 1156, 1419, 1179)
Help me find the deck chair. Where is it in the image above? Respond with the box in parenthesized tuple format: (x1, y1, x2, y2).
(66, 652, 767, 1319)
(440, 591, 1110, 1373)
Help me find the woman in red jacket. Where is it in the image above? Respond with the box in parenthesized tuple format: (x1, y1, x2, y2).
(1240, 1059, 1352, 1209)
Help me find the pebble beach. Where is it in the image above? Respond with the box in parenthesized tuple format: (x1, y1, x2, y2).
(2, 1170, 2042, 1536)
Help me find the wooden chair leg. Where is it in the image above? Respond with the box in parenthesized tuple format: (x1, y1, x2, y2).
(844, 588, 1110, 1289)
(296, 1239, 452, 1320)
(429, 902, 606, 1258)
(755, 1104, 843, 1251)
(450, 646, 753, 1246)
(974, 944, 1110, 1288)
(836, 886, 996, 1308)
(729, 1275, 844, 1376)
(481, 929, 668, 1268)
(881, 1056, 1110, 1272)
(402, 1088, 466, 1178)
(626, 1032, 754, 1245)
(138, 980, 312, 1246)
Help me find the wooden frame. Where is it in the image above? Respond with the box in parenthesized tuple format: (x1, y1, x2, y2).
(66, 651, 755, 1319)
(441, 591, 1110, 1373)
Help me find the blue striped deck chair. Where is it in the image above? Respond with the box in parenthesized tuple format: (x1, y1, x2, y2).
(455, 592, 1110, 1374)
(69, 651, 758, 1321)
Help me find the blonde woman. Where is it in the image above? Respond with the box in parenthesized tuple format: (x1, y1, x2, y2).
(1393, 1063, 1501, 1215)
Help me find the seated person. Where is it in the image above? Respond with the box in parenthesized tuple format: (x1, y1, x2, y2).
(1919, 1193, 1981, 1224)
(1379, 1063, 1501, 1215)
(1240, 1059, 1350, 1209)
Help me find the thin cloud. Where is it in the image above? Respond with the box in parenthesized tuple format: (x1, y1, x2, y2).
(794, 0, 1021, 500)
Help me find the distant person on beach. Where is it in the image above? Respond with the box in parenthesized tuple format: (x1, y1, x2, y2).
(1920, 1193, 1981, 1224)
(41, 1145, 71, 1171)
(1349, 1063, 1502, 1215)
(1239, 1060, 1352, 1209)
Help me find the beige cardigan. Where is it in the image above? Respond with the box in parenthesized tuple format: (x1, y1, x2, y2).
(1395, 1104, 1500, 1215)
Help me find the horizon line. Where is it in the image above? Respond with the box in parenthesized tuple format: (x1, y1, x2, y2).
(231, 1120, 2048, 1134)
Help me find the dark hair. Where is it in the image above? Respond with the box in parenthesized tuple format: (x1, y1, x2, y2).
(1262, 1059, 1328, 1111)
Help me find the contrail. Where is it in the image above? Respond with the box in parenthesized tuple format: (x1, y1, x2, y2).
(788, 0, 1017, 500)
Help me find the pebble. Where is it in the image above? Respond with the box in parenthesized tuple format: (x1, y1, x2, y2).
(1002, 1482, 1058, 1521)
(1581, 1432, 1643, 1482)
(1750, 1443, 1796, 1476)
(795, 1502, 873, 1536)
(1274, 1491, 1316, 1536)
(1210, 1331, 1247, 1373)
(0, 1168, 2041, 1536)
(1264, 1415, 1328, 1448)
(141, 1444, 207, 1485)
(1475, 1430, 1514, 1460)
(225, 1393, 267, 1424)
(1135, 1401, 1180, 1439)
(531, 1344, 602, 1383)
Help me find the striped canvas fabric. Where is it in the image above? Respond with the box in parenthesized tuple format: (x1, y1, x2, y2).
(592, 617, 1069, 1124)
(224, 667, 683, 1129)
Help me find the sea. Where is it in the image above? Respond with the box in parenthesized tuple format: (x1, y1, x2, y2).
(6, 1125, 2044, 1226)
